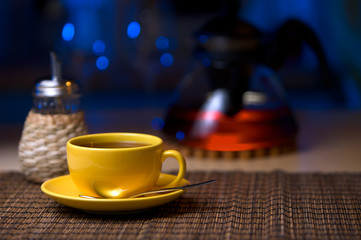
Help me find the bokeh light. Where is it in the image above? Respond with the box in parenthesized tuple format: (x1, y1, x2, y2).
(62, 23, 75, 41)
(155, 36, 170, 50)
(127, 21, 141, 39)
(198, 34, 208, 43)
(160, 53, 174, 67)
(176, 131, 185, 140)
(202, 58, 211, 67)
(151, 117, 165, 130)
(92, 40, 106, 54)
(96, 56, 109, 70)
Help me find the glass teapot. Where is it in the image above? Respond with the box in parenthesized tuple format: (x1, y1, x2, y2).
(162, 16, 325, 153)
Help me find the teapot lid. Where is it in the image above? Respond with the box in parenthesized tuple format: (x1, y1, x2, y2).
(195, 16, 262, 53)
(33, 52, 80, 98)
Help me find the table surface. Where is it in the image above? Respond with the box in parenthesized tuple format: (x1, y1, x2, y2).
(1, 108, 361, 173)
(1, 171, 360, 240)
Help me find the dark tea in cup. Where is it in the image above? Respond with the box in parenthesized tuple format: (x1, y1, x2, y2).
(79, 141, 149, 148)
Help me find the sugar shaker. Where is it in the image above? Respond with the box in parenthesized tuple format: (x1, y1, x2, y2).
(19, 52, 87, 183)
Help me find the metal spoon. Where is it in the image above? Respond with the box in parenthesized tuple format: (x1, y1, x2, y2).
(79, 179, 215, 199)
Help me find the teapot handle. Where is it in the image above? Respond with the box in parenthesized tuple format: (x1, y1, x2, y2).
(263, 19, 337, 90)
(266, 19, 326, 70)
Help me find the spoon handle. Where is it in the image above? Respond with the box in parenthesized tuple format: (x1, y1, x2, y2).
(79, 180, 216, 199)
(128, 179, 216, 198)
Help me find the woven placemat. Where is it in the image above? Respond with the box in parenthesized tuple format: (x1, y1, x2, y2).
(1, 171, 360, 240)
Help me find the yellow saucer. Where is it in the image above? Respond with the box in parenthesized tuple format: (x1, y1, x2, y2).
(41, 173, 190, 214)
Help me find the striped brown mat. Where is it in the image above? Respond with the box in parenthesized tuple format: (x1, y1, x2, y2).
(1, 171, 361, 240)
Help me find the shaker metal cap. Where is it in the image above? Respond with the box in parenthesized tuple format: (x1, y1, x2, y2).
(33, 52, 80, 97)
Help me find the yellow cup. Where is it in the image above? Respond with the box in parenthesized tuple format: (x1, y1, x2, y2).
(66, 132, 186, 198)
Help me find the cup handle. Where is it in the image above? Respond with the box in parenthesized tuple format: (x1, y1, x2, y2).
(157, 150, 186, 188)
